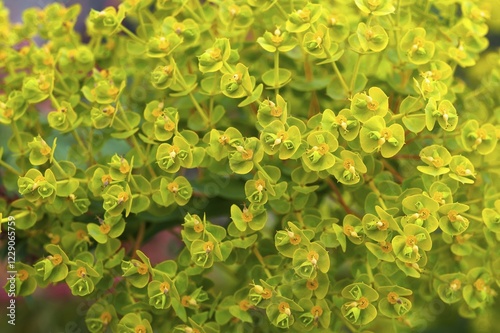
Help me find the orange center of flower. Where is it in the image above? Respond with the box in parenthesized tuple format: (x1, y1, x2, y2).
(76, 229, 87, 240)
(317, 143, 329, 155)
(40, 145, 52, 156)
(241, 149, 253, 160)
(343, 158, 355, 170)
(209, 48, 221, 60)
(218, 134, 230, 145)
(377, 220, 389, 230)
(39, 81, 51, 91)
(418, 208, 430, 220)
(18, 269, 29, 281)
(168, 182, 179, 194)
(261, 288, 272, 299)
(181, 296, 192, 307)
(380, 241, 393, 253)
(431, 157, 444, 168)
(387, 292, 400, 305)
(288, 232, 302, 245)
(152, 107, 163, 118)
(448, 210, 459, 222)
(343, 225, 360, 238)
(50, 254, 63, 266)
(433, 192, 444, 203)
(474, 278, 485, 291)
(271, 34, 283, 44)
(77, 267, 87, 278)
(3, 108, 13, 119)
(119, 160, 130, 174)
(239, 299, 252, 311)
(173, 22, 184, 35)
(358, 297, 370, 309)
(50, 234, 61, 244)
(163, 65, 173, 75)
(297, 9, 311, 21)
(269, 102, 283, 117)
(117, 191, 129, 203)
(242, 207, 253, 222)
(455, 165, 467, 175)
(137, 262, 148, 275)
(307, 250, 319, 264)
(450, 279, 461, 291)
(99, 223, 111, 235)
(306, 279, 319, 290)
(160, 282, 170, 293)
(405, 235, 417, 247)
(380, 128, 392, 139)
(134, 324, 146, 333)
(164, 119, 175, 131)
(193, 216, 204, 233)
(229, 4, 240, 16)
(102, 106, 115, 115)
(100, 312, 112, 324)
(367, 98, 379, 111)
(101, 174, 112, 186)
(278, 302, 291, 315)
(107, 86, 119, 97)
(311, 305, 323, 317)
(203, 241, 214, 254)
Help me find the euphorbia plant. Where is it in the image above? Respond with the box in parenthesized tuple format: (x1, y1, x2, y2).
(1, 0, 500, 332)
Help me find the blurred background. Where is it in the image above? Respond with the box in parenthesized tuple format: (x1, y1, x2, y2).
(1, 0, 500, 332)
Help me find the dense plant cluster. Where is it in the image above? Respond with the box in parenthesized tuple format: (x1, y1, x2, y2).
(1, 0, 500, 332)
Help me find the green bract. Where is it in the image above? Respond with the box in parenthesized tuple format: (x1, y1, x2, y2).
(400, 28, 435, 65)
(354, 0, 395, 16)
(417, 145, 452, 176)
(2, 1, 500, 332)
(198, 38, 231, 73)
(341, 283, 379, 325)
(359, 115, 405, 158)
(350, 87, 389, 122)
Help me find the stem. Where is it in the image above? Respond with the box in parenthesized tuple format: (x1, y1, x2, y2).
(470, 243, 486, 255)
(312, 23, 350, 95)
(187, 92, 210, 124)
(0, 211, 29, 223)
(54, 69, 71, 92)
(461, 212, 483, 223)
(49, 93, 60, 109)
(252, 245, 272, 279)
(120, 25, 145, 44)
(170, 58, 210, 124)
(381, 159, 404, 183)
(331, 61, 350, 95)
(366, 261, 375, 286)
(349, 54, 362, 93)
(181, 1, 202, 22)
(274, 50, 280, 97)
(254, 161, 273, 183)
(11, 121, 23, 152)
(51, 158, 68, 178)
(192, 0, 207, 21)
(367, 178, 387, 210)
(464, 192, 500, 204)
(274, 2, 288, 20)
(116, 103, 157, 178)
(71, 129, 90, 158)
(0, 160, 21, 176)
(325, 178, 361, 217)
(131, 222, 146, 259)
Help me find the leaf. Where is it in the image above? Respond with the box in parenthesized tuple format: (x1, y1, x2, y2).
(262, 69, 292, 88)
